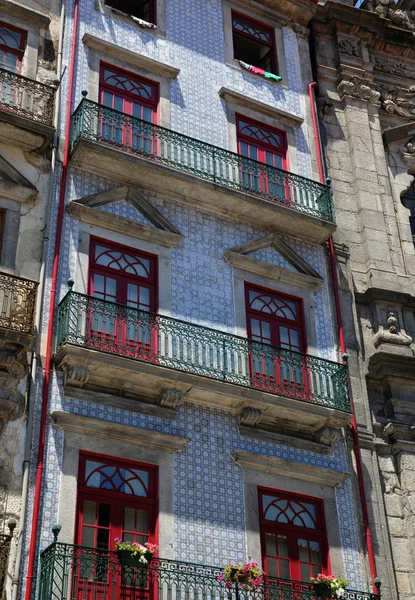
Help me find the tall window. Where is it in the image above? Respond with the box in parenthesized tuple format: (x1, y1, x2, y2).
(0, 21, 26, 73)
(88, 238, 158, 355)
(99, 64, 159, 151)
(259, 488, 328, 582)
(245, 284, 307, 393)
(105, 0, 156, 24)
(232, 12, 277, 74)
(236, 115, 287, 200)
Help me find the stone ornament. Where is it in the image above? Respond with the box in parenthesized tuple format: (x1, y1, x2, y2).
(239, 406, 262, 426)
(373, 310, 412, 348)
(368, 0, 415, 31)
(61, 362, 90, 385)
(158, 388, 183, 409)
(380, 86, 415, 120)
(318, 426, 341, 446)
(337, 76, 380, 104)
(400, 137, 415, 165)
(338, 39, 362, 58)
(374, 56, 415, 80)
(316, 97, 335, 120)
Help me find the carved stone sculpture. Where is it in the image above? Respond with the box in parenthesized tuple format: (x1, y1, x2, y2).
(373, 310, 412, 347)
(369, 0, 415, 30)
(316, 97, 335, 120)
(400, 137, 415, 165)
(318, 426, 341, 446)
(380, 86, 415, 120)
(338, 39, 362, 58)
(61, 362, 90, 385)
(337, 76, 380, 104)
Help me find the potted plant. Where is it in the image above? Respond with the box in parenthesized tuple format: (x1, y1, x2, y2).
(310, 574, 349, 599)
(218, 562, 263, 590)
(115, 539, 158, 567)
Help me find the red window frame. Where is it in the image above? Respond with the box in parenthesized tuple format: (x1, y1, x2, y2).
(88, 237, 158, 359)
(0, 20, 27, 73)
(232, 11, 278, 75)
(258, 487, 330, 583)
(99, 62, 159, 121)
(105, 0, 156, 25)
(236, 115, 288, 169)
(75, 452, 159, 600)
(245, 283, 312, 397)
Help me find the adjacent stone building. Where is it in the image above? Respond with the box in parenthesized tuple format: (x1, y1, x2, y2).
(310, 1, 415, 599)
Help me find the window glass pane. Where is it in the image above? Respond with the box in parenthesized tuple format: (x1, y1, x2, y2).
(98, 503, 111, 527)
(136, 534, 148, 544)
(124, 507, 135, 531)
(127, 284, 138, 306)
(136, 510, 148, 533)
(310, 541, 321, 564)
(139, 287, 150, 310)
(265, 532, 276, 555)
(266, 558, 278, 577)
(83, 501, 96, 525)
(277, 535, 288, 558)
(97, 528, 109, 550)
(300, 562, 310, 582)
(123, 532, 135, 543)
(280, 559, 290, 579)
(298, 539, 309, 561)
(84, 460, 149, 496)
(143, 106, 153, 122)
(82, 526, 95, 548)
(114, 96, 123, 112)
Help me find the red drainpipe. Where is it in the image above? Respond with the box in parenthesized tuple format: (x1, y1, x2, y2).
(25, 0, 80, 597)
(308, 82, 379, 594)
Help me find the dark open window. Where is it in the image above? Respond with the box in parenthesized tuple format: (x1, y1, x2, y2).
(105, 0, 156, 24)
(0, 21, 26, 73)
(259, 488, 329, 582)
(232, 12, 277, 74)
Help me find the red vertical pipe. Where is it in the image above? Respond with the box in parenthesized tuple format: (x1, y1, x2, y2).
(308, 82, 378, 594)
(25, 0, 80, 597)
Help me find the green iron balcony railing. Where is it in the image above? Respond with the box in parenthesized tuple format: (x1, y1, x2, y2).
(57, 291, 351, 412)
(0, 67, 55, 126)
(39, 542, 380, 600)
(71, 97, 334, 223)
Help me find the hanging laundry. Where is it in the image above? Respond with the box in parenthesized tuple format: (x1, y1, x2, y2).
(264, 72, 282, 81)
(238, 60, 282, 82)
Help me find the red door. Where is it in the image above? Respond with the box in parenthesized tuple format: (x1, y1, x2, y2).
(259, 489, 329, 587)
(88, 238, 158, 359)
(236, 116, 287, 202)
(76, 454, 158, 600)
(99, 63, 158, 153)
(245, 284, 310, 397)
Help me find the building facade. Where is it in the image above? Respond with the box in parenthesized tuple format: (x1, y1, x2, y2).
(310, 1, 415, 599)
(2, 0, 412, 599)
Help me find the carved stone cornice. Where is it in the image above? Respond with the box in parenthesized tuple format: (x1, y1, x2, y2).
(337, 76, 381, 104)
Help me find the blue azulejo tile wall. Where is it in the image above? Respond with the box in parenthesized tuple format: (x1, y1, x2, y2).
(23, 374, 363, 594)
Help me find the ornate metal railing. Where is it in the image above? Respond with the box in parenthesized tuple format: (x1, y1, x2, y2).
(56, 291, 350, 412)
(71, 98, 334, 222)
(0, 273, 38, 334)
(39, 543, 379, 600)
(0, 67, 55, 126)
(0, 532, 13, 600)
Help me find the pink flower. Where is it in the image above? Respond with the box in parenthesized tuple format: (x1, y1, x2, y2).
(225, 583, 231, 589)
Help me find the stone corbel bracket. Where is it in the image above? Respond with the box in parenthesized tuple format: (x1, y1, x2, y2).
(239, 406, 262, 427)
(61, 361, 90, 386)
(373, 311, 413, 349)
(158, 388, 183, 409)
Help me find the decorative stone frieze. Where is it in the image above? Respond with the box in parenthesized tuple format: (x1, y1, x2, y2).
(61, 362, 90, 385)
(239, 406, 262, 427)
(374, 56, 415, 79)
(380, 86, 415, 120)
(158, 389, 183, 409)
(338, 39, 362, 58)
(337, 76, 380, 104)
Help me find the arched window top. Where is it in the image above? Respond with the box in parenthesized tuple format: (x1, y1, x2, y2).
(262, 494, 317, 529)
(84, 460, 150, 496)
(232, 14, 272, 44)
(0, 24, 22, 49)
(237, 118, 285, 150)
(101, 66, 157, 102)
(93, 244, 153, 278)
(248, 289, 298, 320)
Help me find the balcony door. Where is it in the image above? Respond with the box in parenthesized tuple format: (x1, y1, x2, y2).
(236, 115, 287, 201)
(245, 283, 309, 395)
(76, 453, 158, 600)
(99, 63, 158, 152)
(88, 238, 158, 358)
(259, 488, 329, 584)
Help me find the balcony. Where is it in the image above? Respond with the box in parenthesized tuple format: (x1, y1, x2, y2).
(39, 543, 380, 600)
(55, 291, 351, 434)
(0, 272, 38, 337)
(70, 98, 335, 244)
(0, 67, 55, 151)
